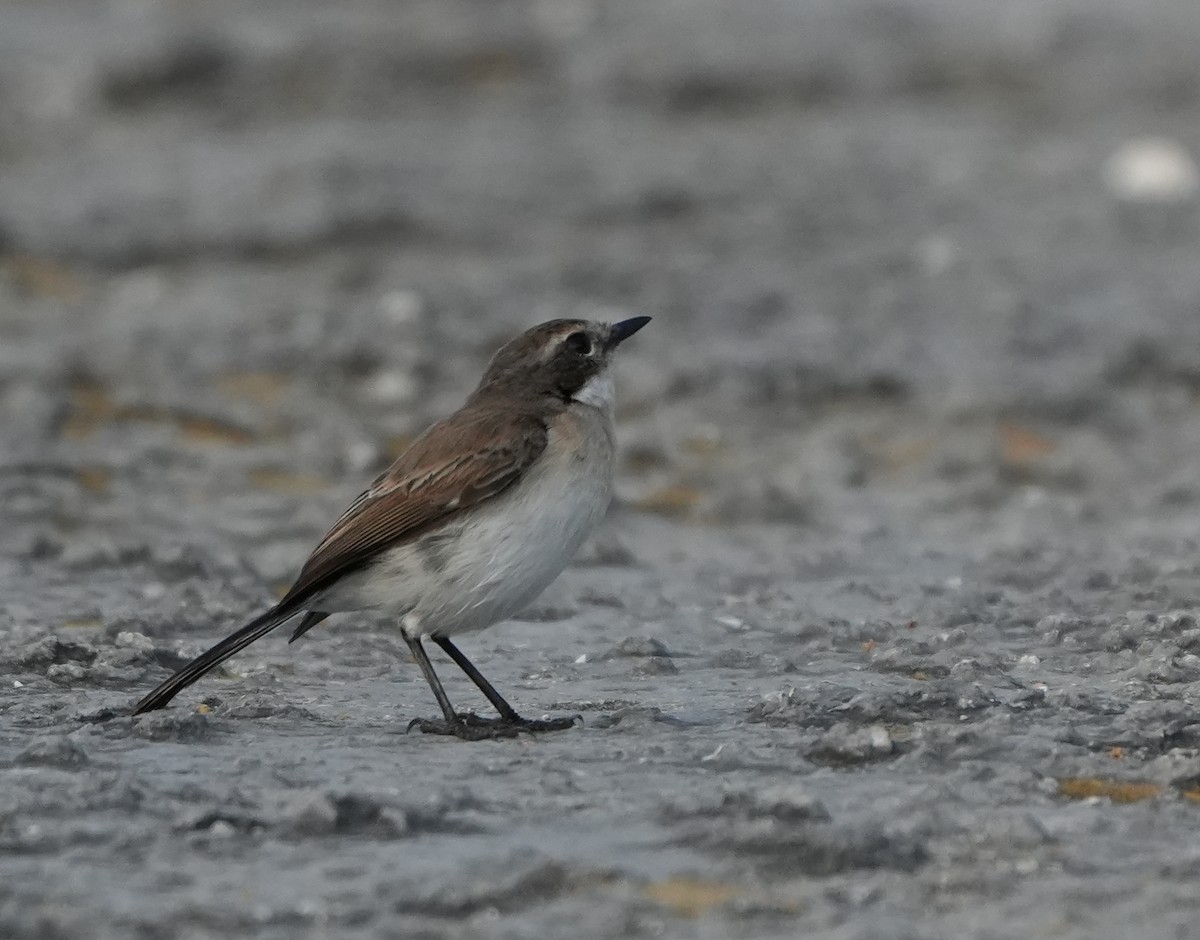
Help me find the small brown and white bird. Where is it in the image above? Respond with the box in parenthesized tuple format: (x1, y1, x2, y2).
(132, 316, 650, 739)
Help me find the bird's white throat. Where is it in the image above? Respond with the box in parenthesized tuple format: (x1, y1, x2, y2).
(573, 370, 615, 411)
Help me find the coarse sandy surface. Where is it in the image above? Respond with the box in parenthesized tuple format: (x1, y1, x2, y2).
(4, 2, 1200, 938)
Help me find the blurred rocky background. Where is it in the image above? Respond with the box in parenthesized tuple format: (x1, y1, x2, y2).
(4, 2, 1200, 938)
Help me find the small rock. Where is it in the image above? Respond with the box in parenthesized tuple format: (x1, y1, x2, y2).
(1105, 138, 1199, 203)
(633, 656, 678, 676)
(602, 636, 670, 659)
(749, 688, 801, 720)
(949, 658, 986, 680)
(282, 792, 339, 837)
(184, 811, 264, 834)
(223, 700, 321, 721)
(46, 663, 89, 684)
(281, 792, 408, 838)
(592, 707, 689, 730)
(115, 631, 156, 652)
(9, 635, 97, 669)
(98, 648, 153, 671)
(330, 794, 408, 838)
(1038, 614, 1090, 642)
(939, 628, 970, 647)
(809, 723, 895, 765)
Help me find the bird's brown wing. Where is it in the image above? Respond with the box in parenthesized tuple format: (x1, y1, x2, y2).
(278, 405, 548, 608)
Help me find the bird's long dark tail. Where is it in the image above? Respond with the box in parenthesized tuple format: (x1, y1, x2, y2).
(131, 606, 298, 715)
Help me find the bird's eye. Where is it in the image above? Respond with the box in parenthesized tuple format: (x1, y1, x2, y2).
(563, 331, 592, 357)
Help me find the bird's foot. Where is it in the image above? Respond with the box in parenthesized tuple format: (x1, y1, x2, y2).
(406, 715, 519, 740)
(502, 714, 581, 732)
(406, 711, 580, 740)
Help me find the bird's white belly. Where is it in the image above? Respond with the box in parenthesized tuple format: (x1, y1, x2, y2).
(318, 407, 614, 637)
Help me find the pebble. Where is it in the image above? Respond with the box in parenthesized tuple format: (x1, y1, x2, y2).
(633, 656, 678, 676)
(9, 636, 97, 669)
(1105, 138, 1199, 203)
(207, 820, 238, 838)
(603, 636, 671, 659)
(282, 792, 339, 837)
(115, 631, 156, 652)
(46, 663, 88, 683)
(750, 688, 801, 720)
(809, 723, 895, 765)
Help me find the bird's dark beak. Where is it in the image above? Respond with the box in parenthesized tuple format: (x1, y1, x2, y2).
(607, 316, 652, 349)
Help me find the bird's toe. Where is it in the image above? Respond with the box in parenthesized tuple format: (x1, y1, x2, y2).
(405, 715, 520, 740)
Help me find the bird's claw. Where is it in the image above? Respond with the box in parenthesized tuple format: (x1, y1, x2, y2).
(405, 711, 579, 740)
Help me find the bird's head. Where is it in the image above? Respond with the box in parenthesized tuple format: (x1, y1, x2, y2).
(475, 316, 651, 408)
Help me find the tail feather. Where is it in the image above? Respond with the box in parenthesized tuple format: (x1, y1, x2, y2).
(131, 606, 298, 715)
(289, 610, 329, 643)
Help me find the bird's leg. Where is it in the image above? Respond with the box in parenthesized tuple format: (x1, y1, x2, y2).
(405, 635, 459, 723)
(433, 636, 579, 732)
(403, 635, 520, 740)
(432, 636, 519, 719)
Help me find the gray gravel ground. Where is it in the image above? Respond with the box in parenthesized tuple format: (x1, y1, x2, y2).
(5, 1, 1200, 937)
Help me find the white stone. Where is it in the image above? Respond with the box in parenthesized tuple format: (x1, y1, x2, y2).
(1105, 138, 1199, 203)
(116, 631, 155, 652)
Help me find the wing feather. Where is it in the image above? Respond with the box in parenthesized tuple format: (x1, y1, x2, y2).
(276, 406, 548, 608)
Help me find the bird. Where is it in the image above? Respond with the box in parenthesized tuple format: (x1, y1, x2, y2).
(131, 316, 651, 739)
